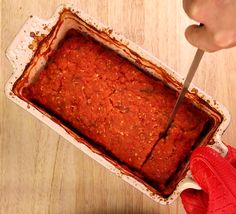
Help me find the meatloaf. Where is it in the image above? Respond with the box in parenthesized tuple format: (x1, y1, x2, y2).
(22, 31, 210, 194)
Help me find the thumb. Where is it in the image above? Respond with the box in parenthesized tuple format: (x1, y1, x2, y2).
(185, 24, 218, 52)
(190, 146, 236, 213)
(181, 189, 208, 214)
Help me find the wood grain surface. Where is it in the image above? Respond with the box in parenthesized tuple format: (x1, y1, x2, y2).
(1, 0, 236, 213)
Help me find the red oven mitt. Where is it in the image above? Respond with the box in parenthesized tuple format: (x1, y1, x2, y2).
(181, 145, 236, 214)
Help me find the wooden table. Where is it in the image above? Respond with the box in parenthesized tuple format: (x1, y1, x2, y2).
(1, 1, 236, 213)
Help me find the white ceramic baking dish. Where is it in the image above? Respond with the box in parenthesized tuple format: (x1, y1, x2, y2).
(5, 4, 230, 204)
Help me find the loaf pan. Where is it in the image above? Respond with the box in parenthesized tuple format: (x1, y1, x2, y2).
(5, 4, 230, 204)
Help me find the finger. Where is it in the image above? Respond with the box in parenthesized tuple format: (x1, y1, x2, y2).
(190, 146, 236, 199)
(183, 0, 204, 22)
(185, 24, 219, 52)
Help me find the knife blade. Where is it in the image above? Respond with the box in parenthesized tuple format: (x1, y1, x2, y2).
(162, 48, 204, 137)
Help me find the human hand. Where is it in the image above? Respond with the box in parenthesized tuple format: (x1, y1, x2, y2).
(183, 0, 236, 52)
(181, 145, 236, 214)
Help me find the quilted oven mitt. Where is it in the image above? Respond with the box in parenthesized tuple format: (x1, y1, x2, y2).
(181, 145, 236, 214)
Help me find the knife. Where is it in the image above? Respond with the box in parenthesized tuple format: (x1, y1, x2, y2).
(162, 48, 205, 137)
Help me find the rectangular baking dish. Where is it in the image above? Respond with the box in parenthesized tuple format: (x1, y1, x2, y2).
(5, 4, 230, 204)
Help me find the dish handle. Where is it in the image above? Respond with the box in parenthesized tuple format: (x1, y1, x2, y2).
(178, 139, 228, 192)
(5, 11, 61, 75)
